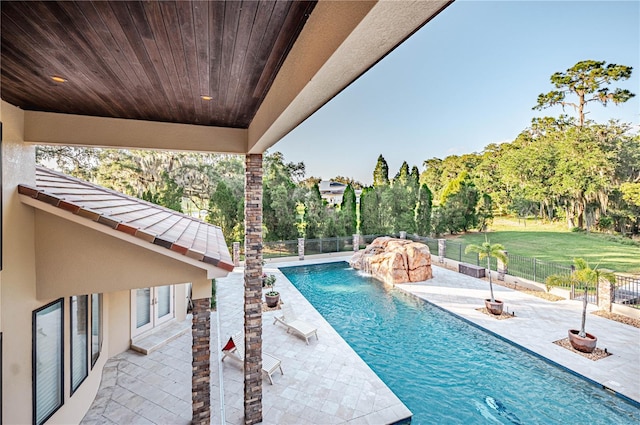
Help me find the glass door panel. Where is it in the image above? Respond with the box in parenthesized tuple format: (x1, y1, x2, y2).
(155, 285, 174, 325)
(134, 288, 152, 335)
(131, 286, 175, 337)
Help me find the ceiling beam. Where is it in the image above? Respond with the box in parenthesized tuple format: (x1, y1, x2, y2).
(23, 110, 247, 153)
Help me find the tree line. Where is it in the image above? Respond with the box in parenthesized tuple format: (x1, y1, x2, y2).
(36, 60, 640, 242)
(420, 60, 639, 235)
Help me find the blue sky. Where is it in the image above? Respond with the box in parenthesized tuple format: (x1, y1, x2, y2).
(274, 0, 640, 185)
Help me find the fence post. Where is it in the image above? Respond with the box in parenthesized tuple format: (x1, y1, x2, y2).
(319, 238, 323, 254)
(533, 258, 537, 282)
(232, 242, 240, 266)
(438, 239, 446, 263)
(336, 237, 339, 252)
(298, 238, 305, 260)
(497, 251, 507, 281)
(353, 234, 359, 252)
(399, 231, 407, 239)
(459, 244, 462, 262)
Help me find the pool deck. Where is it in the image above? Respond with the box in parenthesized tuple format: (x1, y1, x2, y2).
(82, 253, 640, 424)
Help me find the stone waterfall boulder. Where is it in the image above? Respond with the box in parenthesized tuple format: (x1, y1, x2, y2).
(350, 237, 433, 285)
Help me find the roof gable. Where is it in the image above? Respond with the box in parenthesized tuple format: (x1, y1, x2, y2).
(18, 166, 234, 271)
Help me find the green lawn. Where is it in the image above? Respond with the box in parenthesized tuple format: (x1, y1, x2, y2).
(450, 218, 640, 275)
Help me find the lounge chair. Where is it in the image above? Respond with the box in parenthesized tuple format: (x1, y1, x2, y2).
(221, 332, 283, 384)
(273, 303, 318, 345)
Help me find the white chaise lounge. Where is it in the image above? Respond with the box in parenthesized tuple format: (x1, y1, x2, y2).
(221, 332, 283, 384)
(273, 303, 319, 345)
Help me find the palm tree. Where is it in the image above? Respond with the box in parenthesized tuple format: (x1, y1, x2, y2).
(464, 240, 508, 303)
(546, 258, 615, 338)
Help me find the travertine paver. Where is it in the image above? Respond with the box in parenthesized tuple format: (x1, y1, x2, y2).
(217, 263, 412, 425)
(83, 253, 639, 425)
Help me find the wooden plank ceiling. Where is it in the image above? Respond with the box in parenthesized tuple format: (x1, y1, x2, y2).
(0, 0, 316, 128)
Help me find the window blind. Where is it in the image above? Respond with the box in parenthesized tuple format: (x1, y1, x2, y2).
(157, 285, 171, 318)
(71, 295, 88, 393)
(136, 288, 151, 328)
(33, 299, 63, 425)
(91, 293, 102, 367)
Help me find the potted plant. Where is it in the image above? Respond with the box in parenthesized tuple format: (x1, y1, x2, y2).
(546, 258, 615, 353)
(464, 240, 508, 315)
(263, 274, 280, 307)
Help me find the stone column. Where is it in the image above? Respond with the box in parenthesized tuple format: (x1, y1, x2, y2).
(233, 242, 240, 266)
(191, 297, 211, 425)
(438, 239, 446, 263)
(399, 231, 407, 239)
(353, 234, 359, 252)
(497, 250, 508, 281)
(598, 277, 614, 312)
(298, 237, 305, 260)
(244, 154, 263, 425)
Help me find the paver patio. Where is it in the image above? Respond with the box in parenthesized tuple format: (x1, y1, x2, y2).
(82, 253, 640, 424)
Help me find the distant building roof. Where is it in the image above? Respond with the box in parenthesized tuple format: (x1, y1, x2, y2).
(319, 180, 347, 194)
(18, 166, 234, 271)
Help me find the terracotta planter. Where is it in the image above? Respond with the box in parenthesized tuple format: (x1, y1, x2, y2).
(265, 292, 280, 308)
(485, 299, 504, 315)
(568, 329, 597, 353)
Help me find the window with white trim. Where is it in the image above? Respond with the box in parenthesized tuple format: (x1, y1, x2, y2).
(33, 299, 64, 425)
(91, 293, 103, 368)
(70, 295, 88, 394)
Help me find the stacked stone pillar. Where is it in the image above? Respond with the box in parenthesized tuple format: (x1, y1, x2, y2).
(497, 251, 508, 281)
(438, 239, 446, 263)
(233, 242, 240, 266)
(353, 234, 359, 252)
(597, 277, 614, 312)
(244, 154, 263, 425)
(298, 237, 305, 260)
(191, 297, 211, 425)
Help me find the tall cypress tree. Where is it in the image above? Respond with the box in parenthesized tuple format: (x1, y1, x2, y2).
(394, 161, 410, 185)
(373, 154, 390, 187)
(340, 184, 357, 236)
(415, 184, 433, 236)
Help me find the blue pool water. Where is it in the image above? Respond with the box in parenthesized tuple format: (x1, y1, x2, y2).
(281, 262, 640, 425)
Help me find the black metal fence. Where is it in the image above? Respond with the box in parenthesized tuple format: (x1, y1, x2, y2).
(262, 240, 298, 258)
(506, 254, 573, 285)
(615, 275, 640, 307)
(305, 236, 353, 255)
(253, 234, 640, 309)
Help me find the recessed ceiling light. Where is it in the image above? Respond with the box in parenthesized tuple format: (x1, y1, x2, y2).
(51, 76, 67, 83)
(201, 95, 213, 101)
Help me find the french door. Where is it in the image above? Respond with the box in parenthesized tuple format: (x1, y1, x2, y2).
(131, 285, 174, 337)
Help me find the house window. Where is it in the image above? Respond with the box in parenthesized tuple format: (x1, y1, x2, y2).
(32, 299, 64, 425)
(70, 295, 88, 394)
(91, 293, 103, 368)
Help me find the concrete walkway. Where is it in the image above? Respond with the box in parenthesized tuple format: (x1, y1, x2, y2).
(82, 253, 640, 424)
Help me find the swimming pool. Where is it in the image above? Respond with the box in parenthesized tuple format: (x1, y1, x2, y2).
(281, 262, 640, 424)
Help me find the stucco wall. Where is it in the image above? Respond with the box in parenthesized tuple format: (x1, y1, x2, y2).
(0, 102, 111, 425)
(1, 101, 40, 425)
(34, 211, 209, 299)
(1, 101, 195, 424)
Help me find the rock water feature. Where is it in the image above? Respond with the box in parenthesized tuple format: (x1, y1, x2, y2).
(350, 237, 433, 284)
